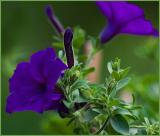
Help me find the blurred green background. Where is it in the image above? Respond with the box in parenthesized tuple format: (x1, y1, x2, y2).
(1, 1, 159, 134)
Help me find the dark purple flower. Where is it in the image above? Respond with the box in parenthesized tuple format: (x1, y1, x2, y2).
(6, 48, 67, 113)
(96, 1, 159, 44)
(64, 27, 74, 68)
(45, 5, 64, 35)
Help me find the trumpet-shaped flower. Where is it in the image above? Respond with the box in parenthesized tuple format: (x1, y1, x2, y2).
(96, 1, 159, 43)
(6, 48, 67, 113)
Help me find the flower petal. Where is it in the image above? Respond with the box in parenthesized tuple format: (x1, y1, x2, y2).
(7, 62, 53, 113)
(96, 1, 159, 44)
(117, 2, 143, 23)
(30, 48, 56, 83)
(9, 62, 38, 93)
(6, 93, 43, 113)
(99, 24, 117, 43)
(44, 58, 67, 91)
(120, 18, 159, 36)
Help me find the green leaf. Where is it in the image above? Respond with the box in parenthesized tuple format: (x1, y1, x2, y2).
(79, 89, 93, 100)
(92, 108, 105, 114)
(144, 117, 150, 126)
(106, 121, 119, 135)
(52, 35, 62, 41)
(111, 71, 120, 80)
(63, 100, 73, 109)
(124, 105, 142, 110)
(70, 80, 89, 92)
(108, 98, 120, 107)
(110, 114, 129, 135)
(112, 58, 120, 71)
(72, 89, 80, 99)
(107, 62, 113, 74)
(73, 26, 86, 48)
(83, 109, 99, 122)
(109, 86, 117, 98)
(52, 42, 63, 48)
(113, 108, 137, 120)
(116, 77, 131, 91)
(119, 67, 130, 78)
(72, 89, 88, 103)
(77, 95, 88, 103)
(58, 50, 64, 59)
(82, 67, 95, 77)
(89, 84, 107, 99)
(89, 83, 106, 93)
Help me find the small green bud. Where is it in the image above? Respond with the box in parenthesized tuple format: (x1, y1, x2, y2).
(75, 70, 80, 77)
(80, 89, 93, 99)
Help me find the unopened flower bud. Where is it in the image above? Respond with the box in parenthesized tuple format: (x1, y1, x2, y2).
(64, 27, 74, 68)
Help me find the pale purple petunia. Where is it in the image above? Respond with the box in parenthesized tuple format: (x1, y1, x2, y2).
(6, 48, 67, 113)
(96, 1, 159, 43)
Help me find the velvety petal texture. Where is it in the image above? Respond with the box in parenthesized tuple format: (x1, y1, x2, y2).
(96, 1, 159, 44)
(6, 48, 67, 113)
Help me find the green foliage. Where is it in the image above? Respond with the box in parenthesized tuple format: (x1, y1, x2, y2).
(17, 13, 159, 135)
(142, 117, 159, 135)
(55, 57, 143, 135)
(73, 26, 86, 49)
(116, 77, 131, 91)
(135, 38, 159, 61)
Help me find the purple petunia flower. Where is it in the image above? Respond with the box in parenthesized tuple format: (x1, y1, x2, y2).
(6, 48, 67, 113)
(96, 1, 159, 44)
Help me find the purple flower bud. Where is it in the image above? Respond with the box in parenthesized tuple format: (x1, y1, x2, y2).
(46, 5, 53, 17)
(64, 28, 73, 45)
(45, 5, 64, 35)
(64, 27, 74, 68)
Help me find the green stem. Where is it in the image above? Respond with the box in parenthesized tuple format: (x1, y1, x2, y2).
(130, 125, 145, 128)
(95, 116, 110, 134)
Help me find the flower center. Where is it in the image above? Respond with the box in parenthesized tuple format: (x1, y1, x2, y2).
(39, 83, 47, 92)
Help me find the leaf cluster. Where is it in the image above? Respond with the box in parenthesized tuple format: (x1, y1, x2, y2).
(57, 57, 141, 135)
(51, 27, 156, 135)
